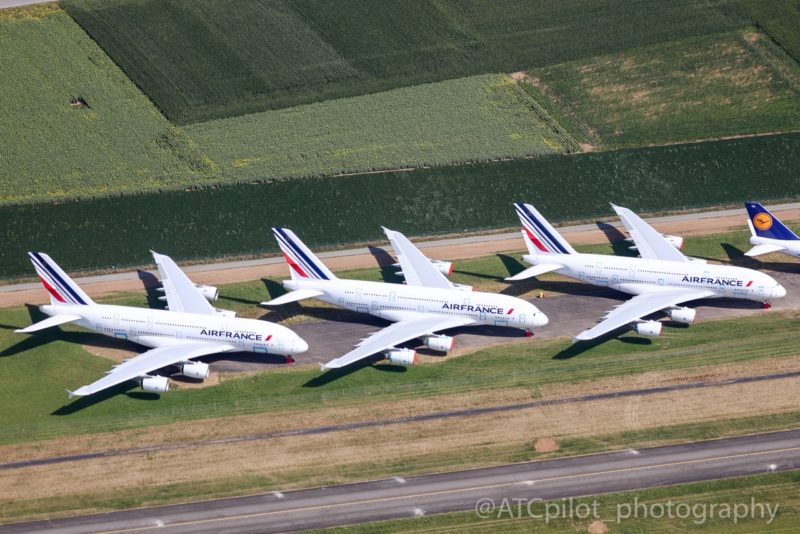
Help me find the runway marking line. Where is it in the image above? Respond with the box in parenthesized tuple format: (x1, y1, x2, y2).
(100, 445, 800, 533)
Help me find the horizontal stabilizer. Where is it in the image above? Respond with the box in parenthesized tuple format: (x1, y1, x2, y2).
(16, 314, 81, 334)
(744, 244, 786, 257)
(261, 288, 324, 306)
(505, 263, 563, 281)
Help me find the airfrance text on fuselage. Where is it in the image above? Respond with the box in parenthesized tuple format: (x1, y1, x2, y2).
(442, 303, 509, 314)
(681, 276, 751, 287)
(200, 329, 266, 341)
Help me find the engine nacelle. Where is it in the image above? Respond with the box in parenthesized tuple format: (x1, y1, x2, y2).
(384, 348, 417, 365)
(424, 334, 454, 353)
(195, 284, 219, 301)
(663, 234, 684, 251)
(141, 376, 170, 393)
(430, 260, 453, 277)
(634, 320, 662, 337)
(181, 361, 210, 380)
(668, 307, 696, 324)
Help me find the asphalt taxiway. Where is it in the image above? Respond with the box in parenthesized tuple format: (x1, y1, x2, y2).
(3, 429, 797, 533)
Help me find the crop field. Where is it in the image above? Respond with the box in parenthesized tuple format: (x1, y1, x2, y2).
(0, 6, 216, 205)
(736, 0, 800, 63)
(1, 132, 798, 279)
(62, 0, 749, 123)
(530, 30, 800, 148)
(186, 74, 580, 182)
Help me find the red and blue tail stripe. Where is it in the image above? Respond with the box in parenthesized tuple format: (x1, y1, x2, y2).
(514, 203, 575, 255)
(272, 228, 336, 281)
(29, 252, 93, 305)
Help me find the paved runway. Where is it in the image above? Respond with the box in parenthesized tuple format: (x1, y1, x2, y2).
(3, 430, 798, 533)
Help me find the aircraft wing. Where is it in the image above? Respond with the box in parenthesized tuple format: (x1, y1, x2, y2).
(152, 251, 217, 315)
(383, 227, 452, 289)
(574, 289, 715, 341)
(69, 342, 232, 397)
(612, 204, 687, 262)
(322, 315, 475, 369)
(745, 244, 786, 257)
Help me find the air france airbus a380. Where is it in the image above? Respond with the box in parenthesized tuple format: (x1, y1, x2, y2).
(507, 202, 786, 341)
(262, 227, 548, 369)
(17, 252, 307, 397)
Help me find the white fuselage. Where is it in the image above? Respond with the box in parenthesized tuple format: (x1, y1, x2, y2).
(750, 236, 800, 258)
(41, 303, 308, 355)
(524, 253, 786, 301)
(284, 279, 548, 330)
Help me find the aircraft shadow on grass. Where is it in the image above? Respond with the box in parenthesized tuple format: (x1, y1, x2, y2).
(136, 270, 166, 310)
(551, 332, 653, 360)
(595, 221, 638, 257)
(367, 246, 405, 284)
(302, 354, 406, 388)
(52, 381, 155, 415)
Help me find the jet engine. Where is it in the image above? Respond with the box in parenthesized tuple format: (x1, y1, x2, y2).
(634, 320, 662, 337)
(393, 259, 453, 277)
(384, 348, 417, 365)
(668, 307, 696, 324)
(430, 260, 453, 276)
(423, 334, 454, 353)
(195, 284, 219, 301)
(141, 376, 170, 393)
(181, 362, 210, 380)
(663, 234, 684, 250)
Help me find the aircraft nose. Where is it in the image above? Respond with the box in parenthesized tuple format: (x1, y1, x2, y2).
(773, 284, 787, 299)
(293, 336, 309, 354)
(534, 312, 549, 327)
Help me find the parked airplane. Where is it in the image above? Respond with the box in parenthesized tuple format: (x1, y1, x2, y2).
(16, 251, 307, 397)
(611, 203, 705, 263)
(744, 202, 800, 259)
(263, 227, 548, 369)
(507, 203, 786, 341)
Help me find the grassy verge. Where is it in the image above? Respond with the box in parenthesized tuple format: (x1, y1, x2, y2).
(3, 412, 799, 523)
(315, 471, 800, 533)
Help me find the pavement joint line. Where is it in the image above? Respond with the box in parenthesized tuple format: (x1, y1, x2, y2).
(98, 445, 800, 533)
(3, 369, 800, 471)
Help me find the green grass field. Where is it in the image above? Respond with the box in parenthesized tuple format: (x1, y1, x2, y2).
(185, 74, 580, 182)
(1, 132, 798, 278)
(63, 0, 749, 124)
(530, 29, 800, 148)
(0, 6, 217, 205)
(736, 0, 800, 63)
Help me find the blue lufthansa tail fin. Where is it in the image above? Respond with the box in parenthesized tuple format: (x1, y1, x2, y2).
(745, 202, 799, 241)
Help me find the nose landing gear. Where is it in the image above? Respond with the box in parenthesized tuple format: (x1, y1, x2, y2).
(525, 330, 534, 338)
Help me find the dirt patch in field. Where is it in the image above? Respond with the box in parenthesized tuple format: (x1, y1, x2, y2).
(81, 344, 137, 363)
(534, 437, 559, 452)
(589, 520, 609, 534)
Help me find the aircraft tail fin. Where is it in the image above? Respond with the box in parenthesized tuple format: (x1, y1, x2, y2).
(514, 203, 577, 255)
(28, 252, 94, 306)
(744, 202, 799, 241)
(272, 228, 337, 281)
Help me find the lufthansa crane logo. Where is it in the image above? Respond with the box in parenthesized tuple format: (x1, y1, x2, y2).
(753, 212, 773, 231)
